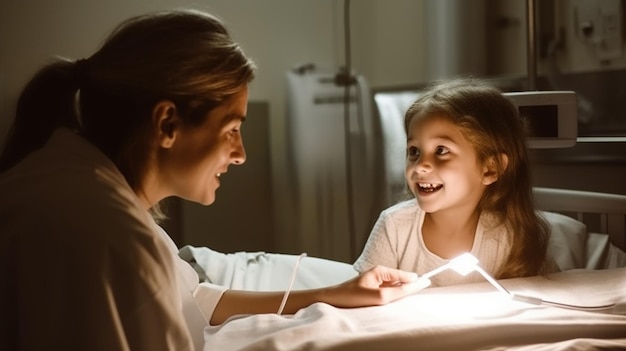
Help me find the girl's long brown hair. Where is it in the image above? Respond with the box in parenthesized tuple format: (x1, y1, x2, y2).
(405, 77, 550, 278)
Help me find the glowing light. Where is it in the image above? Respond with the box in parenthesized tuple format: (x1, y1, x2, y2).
(448, 252, 479, 276)
(422, 253, 510, 295)
(419, 252, 615, 312)
(421, 252, 478, 279)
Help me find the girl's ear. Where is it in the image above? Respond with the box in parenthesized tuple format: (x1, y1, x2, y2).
(482, 153, 509, 185)
(152, 100, 179, 149)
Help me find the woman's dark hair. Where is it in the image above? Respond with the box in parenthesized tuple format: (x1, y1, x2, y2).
(0, 9, 256, 196)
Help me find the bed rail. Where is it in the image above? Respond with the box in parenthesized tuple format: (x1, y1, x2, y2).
(533, 187, 626, 251)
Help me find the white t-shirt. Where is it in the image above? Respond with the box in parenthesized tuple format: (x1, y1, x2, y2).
(0, 128, 225, 350)
(150, 220, 226, 349)
(353, 199, 512, 287)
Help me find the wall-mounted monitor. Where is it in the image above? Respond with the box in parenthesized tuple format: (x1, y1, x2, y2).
(504, 91, 578, 149)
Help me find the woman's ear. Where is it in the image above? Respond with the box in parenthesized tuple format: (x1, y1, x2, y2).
(152, 100, 179, 149)
(481, 153, 509, 185)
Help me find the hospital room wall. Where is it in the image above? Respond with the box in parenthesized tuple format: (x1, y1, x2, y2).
(1, 1, 624, 256)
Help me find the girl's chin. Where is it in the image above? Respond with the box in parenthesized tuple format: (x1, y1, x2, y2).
(415, 197, 440, 213)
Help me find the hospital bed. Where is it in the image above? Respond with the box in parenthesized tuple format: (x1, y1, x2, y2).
(183, 87, 626, 350)
(184, 184, 626, 351)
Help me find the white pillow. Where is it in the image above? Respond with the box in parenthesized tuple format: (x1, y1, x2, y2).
(542, 211, 588, 271)
(179, 245, 358, 291)
(586, 232, 626, 269)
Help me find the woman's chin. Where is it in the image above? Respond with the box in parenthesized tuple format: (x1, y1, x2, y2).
(200, 195, 217, 206)
(184, 191, 216, 206)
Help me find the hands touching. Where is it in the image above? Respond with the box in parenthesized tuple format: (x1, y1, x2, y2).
(321, 265, 431, 308)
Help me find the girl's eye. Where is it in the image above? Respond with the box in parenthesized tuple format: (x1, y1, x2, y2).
(407, 146, 420, 158)
(435, 146, 449, 155)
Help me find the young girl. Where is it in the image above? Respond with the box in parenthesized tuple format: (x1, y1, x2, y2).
(354, 78, 555, 287)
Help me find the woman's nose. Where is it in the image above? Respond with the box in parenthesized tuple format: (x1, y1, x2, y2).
(231, 141, 246, 165)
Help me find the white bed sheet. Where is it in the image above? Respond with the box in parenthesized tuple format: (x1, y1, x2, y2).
(204, 267, 626, 351)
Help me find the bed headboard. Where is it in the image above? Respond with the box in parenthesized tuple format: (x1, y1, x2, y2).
(533, 187, 626, 251)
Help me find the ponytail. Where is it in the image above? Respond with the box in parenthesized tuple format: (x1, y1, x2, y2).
(0, 58, 82, 172)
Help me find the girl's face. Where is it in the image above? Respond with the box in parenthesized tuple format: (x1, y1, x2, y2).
(161, 86, 249, 206)
(405, 114, 491, 214)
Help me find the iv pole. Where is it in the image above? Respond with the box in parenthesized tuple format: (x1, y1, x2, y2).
(526, 0, 538, 90)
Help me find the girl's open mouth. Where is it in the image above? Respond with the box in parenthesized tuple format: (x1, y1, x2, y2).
(417, 182, 443, 193)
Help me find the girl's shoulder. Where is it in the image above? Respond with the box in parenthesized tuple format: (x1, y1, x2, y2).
(478, 211, 512, 245)
(380, 198, 421, 218)
(479, 211, 509, 231)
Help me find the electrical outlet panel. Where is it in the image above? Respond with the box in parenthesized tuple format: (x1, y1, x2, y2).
(573, 0, 623, 61)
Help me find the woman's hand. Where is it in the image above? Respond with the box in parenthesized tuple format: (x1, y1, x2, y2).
(321, 265, 431, 307)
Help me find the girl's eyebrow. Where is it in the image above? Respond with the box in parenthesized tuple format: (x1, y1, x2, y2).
(407, 135, 458, 144)
(432, 135, 457, 144)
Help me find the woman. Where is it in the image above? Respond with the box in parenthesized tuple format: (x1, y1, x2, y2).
(0, 9, 423, 351)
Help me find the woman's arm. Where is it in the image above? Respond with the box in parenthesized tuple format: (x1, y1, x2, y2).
(210, 265, 426, 325)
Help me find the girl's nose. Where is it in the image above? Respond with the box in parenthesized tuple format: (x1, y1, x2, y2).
(413, 157, 431, 174)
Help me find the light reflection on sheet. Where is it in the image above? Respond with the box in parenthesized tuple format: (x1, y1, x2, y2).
(383, 291, 539, 323)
